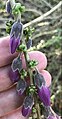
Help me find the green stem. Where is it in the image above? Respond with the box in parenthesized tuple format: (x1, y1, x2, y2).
(36, 103, 41, 119)
(24, 47, 41, 119)
(34, 95, 41, 119)
(24, 51, 33, 85)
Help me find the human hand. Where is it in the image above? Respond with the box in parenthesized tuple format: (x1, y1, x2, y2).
(0, 36, 51, 119)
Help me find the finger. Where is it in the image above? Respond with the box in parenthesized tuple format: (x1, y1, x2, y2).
(1, 107, 27, 119)
(0, 36, 18, 67)
(0, 70, 51, 117)
(0, 51, 47, 92)
(0, 85, 25, 117)
(40, 70, 52, 87)
(0, 65, 12, 92)
(22, 51, 47, 71)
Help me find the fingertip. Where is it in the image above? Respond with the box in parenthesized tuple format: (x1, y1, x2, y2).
(0, 36, 10, 47)
(29, 51, 47, 70)
(40, 70, 52, 87)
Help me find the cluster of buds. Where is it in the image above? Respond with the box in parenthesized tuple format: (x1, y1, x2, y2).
(6, 0, 61, 118)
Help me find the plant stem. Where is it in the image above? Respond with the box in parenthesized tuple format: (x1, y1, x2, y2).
(9, 0, 41, 118)
(24, 45, 41, 119)
(34, 95, 41, 119)
(24, 48, 41, 119)
(24, 51, 33, 85)
(36, 103, 41, 119)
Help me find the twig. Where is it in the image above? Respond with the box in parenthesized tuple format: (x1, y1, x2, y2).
(23, 1, 62, 28)
(25, 8, 42, 15)
(41, 0, 52, 9)
(32, 29, 58, 40)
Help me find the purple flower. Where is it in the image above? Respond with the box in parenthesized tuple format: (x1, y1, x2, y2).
(10, 21, 23, 54)
(26, 38, 32, 49)
(33, 70, 45, 88)
(16, 79, 27, 95)
(38, 85, 50, 106)
(6, 0, 12, 14)
(22, 95, 34, 117)
(9, 68, 19, 83)
(11, 55, 22, 72)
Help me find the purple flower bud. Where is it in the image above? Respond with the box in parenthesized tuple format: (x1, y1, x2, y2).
(11, 55, 22, 72)
(16, 79, 27, 95)
(10, 21, 23, 54)
(6, 0, 12, 14)
(26, 38, 32, 49)
(9, 68, 19, 83)
(38, 85, 50, 106)
(22, 95, 34, 117)
(33, 70, 45, 88)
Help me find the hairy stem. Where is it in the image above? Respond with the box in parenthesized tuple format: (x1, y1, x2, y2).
(24, 48, 41, 119)
(34, 95, 41, 119)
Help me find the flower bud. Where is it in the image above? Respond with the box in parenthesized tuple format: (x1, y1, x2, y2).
(11, 55, 22, 72)
(22, 95, 34, 116)
(33, 70, 45, 88)
(38, 85, 50, 106)
(10, 21, 23, 54)
(9, 69, 19, 83)
(26, 38, 32, 49)
(6, 0, 12, 14)
(16, 79, 27, 95)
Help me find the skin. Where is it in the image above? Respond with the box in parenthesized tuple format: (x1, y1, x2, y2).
(0, 36, 52, 119)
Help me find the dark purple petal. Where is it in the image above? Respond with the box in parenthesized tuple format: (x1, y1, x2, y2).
(9, 68, 19, 83)
(6, 0, 12, 14)
(10, 21, 23, 54)
(22, 95, 34, 117)
(33, 70, 45, 88)
(38, 85, 50, 106)
(22, 106, 31, 117)
(16, 79, 27, 95)
(27, 38, 32, 49)
(10, 35, 20, 54)
(11, 55, 22, 72)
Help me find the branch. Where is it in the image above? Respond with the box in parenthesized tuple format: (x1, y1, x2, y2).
(23, 1, 62, 28)
(41, 0, 52, 9)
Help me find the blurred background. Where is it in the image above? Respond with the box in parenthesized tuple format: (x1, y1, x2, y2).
(0, 0, 62, 117)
